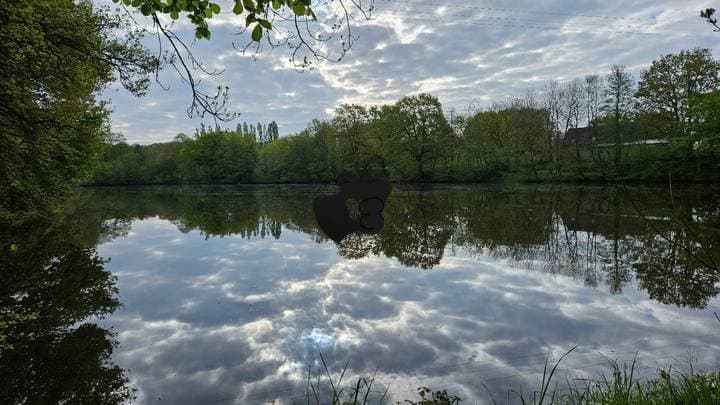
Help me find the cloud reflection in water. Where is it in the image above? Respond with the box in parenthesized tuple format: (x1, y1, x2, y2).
(83, 186, 720, 404)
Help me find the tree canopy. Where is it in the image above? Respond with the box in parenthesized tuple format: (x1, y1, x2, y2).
(636, 48, 720, 136)
(0, 0, 156, 219)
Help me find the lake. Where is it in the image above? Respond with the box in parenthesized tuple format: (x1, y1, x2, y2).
(2, 185, 720, 404)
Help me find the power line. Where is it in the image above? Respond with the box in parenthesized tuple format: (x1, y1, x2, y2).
(373, 15, 675, 37)
(379, 8, 641, 26)
(371, 0, 712, 33)
(377, 7, 707, 32)
(387, 0, 667, 24)
(371, 7, 711, 36)
(373, 12, 663, 36)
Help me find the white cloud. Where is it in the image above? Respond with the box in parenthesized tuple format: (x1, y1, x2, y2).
(99, 0, 720, 144)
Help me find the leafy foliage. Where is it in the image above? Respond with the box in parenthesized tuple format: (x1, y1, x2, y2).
(114, 0, 319, 41)
(178, 128, 258, 183)
(0, 0, 156, 219)
(400, 387, 462, 404)
(94, 128, 259, 184)
(255, 131, 335, 182)
(636, 48, 720, 138)
(700, 8, 720, 31)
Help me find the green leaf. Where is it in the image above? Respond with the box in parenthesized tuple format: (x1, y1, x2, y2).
(251, 24, 262, 41)
(170, 10, 179, 19)
(232, 1, 243, 13)
(258, 19, 271, 29)
(204, 7, 213, 17)
(292, 3, 304, 16)
(271, 0, 281, 9)
(210, 3, 221, 13)
(140, 4, 152, 15)
(242, 0, 254, 11)
(195, 29, 204, 39)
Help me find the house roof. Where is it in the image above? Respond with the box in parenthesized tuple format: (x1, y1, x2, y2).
(563, 127, 596, 146)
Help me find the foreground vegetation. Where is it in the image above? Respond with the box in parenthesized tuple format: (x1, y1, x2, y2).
(304, 350, 720, 405)
(564, 368, 720, 405)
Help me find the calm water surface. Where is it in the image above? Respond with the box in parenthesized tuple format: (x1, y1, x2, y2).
(2, 185, 720, 404)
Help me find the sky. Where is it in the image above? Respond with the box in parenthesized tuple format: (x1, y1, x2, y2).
(98, 0, 720, 144)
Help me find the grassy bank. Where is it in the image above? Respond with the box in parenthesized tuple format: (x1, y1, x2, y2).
(299, 350, 720, 405)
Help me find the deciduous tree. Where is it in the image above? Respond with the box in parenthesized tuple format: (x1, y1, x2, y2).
(395, 94, 452, 181)
(636, 48, 720, 136)
(0, 0, 156, 219)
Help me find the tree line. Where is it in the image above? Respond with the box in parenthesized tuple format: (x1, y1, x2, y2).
(92, 47, 720, 186)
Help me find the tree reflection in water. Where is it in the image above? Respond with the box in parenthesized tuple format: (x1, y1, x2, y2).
(0, 216, 132, 404)
(1, 185, 718, 402)
(74, 185, 720, 309)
